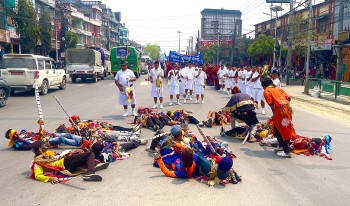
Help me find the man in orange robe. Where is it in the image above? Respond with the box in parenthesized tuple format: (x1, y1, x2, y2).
(262, 77, 296, 158)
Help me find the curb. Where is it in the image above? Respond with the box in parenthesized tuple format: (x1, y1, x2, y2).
(290, 95, 350, 115)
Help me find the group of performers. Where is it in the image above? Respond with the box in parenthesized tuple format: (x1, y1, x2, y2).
(5, 115, 146, 183)
(5, 61, 333, 185)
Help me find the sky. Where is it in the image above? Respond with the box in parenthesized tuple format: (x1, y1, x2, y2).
(101, 0, 325, 54)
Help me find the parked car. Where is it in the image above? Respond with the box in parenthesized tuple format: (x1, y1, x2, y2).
(140, 55, 152, 74)
(0, 54, 67, 95)
(0, 77, 11, 107)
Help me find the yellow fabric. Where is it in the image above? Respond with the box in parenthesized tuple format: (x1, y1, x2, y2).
(223, 99, 254, 113)
(8, 130, 16, 147)
(33, 158, 65, 183)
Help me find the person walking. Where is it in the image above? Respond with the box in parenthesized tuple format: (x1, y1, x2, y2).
(115, 61, 137, 117)
(194, 64, 207, 104)
(168, 63, 181, 105)
(149, 61, 165, 109)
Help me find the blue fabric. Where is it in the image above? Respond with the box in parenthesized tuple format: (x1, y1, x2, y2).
(324, 134, 332, 154)
(49, 133, 83, 146)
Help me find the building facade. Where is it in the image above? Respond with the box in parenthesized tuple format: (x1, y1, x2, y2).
(254, 0, 339, 80)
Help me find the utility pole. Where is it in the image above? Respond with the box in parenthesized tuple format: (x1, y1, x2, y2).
(336, 0, 344, 81)
(273, 14, 278, 71)
(196, 30, 200, 53)
(286, 0, 294, 85)
(177, 30, 182, 53)
(217, 33, 220, 64)
(231, 19, 237, 66)
(304, 0, 313, 94)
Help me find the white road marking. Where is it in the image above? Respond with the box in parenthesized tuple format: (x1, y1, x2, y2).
(140, 81, 149, 86)
(74, 84, 86, 87)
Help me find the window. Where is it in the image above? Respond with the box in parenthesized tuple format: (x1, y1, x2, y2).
(45, 60, 52, 70)
(317, 16, 328, 34)
(38, 60, 45, 70)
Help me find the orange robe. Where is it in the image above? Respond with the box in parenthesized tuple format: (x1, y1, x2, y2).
(264, 87, 296, 141)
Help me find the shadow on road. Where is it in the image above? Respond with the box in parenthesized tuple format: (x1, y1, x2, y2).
(240, 147, 283, 160)
(101, 115, 127, 121)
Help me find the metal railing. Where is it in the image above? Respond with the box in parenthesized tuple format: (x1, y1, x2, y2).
(308, 78, 350, 99)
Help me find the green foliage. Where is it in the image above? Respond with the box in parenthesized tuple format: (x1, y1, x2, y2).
(200, 44, 219, 63)
(143, 43, 161, 60)
(64, 31, 78, 49)
(236, 37, 253, 65)
(39, 9, 52, 55)
(247, 34, 274, 58)
(14, 0, 41, 53)
(291, 14, 313, 56)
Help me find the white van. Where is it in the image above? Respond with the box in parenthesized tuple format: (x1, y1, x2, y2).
(0, 54, 67, 95)
(140, 55, 152, 74)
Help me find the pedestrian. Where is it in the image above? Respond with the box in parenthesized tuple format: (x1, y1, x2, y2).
(149, 61, 165, 109)
(271, 70, 281, 88)
(251, 67, 266, 115)
(114, 61, 137, 117)
(194, 64, 207, 104)
(261, 76, 296, 158)
(168, 63, 181, 105)
(217, 65, 226, 92)
(185, 62, 195, 101)
(179, 63, 188, 103)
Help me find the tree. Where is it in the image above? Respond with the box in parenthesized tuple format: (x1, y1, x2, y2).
(143, 43, 161, 60)
(14, 0, 40, 53)
(236, 37, 253, 66)
(290, 14, 313, 58)
(39, 9, 52, 56)
(200, 44, 219, 63)
(247, 34, 274, 65)
(63, 31, 78, 49)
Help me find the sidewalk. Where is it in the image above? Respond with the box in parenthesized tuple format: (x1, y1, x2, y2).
(282, 85, 350, 114)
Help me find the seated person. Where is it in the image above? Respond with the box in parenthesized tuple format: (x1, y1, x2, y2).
(221, 88, 259, 143)
(202, 111, 230, 128)
(30, 141, 108, 184)
(154, 147, 198, 178)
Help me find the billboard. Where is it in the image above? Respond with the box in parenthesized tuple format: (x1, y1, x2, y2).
(200, 40, 233, 47)
(168, 51, 203, 64)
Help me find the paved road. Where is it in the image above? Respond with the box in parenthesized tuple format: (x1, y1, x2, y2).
(0, 76, 349, 206)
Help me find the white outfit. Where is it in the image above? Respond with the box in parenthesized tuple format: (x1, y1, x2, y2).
(273, 78, 281, 88)
(232, 70, 238, 88)
(217, 69, 226, 85)
(179, 67, 188, 95)
(226, 70, 234, 89)
(186, 67, 195, 90)
(168, 69, 180, 95)
(252, 71, 264, 102)
(245, 71, 253, 98)
(149, 67, 164, 98)
(240, 70, 247, 94)
(194, 70, 207, 95)
(115, 69, 136, 105)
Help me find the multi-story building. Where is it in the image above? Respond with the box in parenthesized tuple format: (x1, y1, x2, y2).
(334, 0, 350, 81)
(200, 8, 242, 46)
(254, 0, 338, 79)
(1, 0, 20, 55)
(119, 25, 129, 45)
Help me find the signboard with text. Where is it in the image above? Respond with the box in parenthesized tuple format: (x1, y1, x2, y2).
(266, 0, 290, 3)
(200, 40, 233, 47)
(168, 51, 203, 64)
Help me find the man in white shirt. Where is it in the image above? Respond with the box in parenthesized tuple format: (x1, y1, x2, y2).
(194, 65, 207, 104)
(240, 67, 247, 94)
(217, 65, 226, 92)
(149, 61, 165, 109)
(225, 66, 233, 95)
(114, 61, 137, 117)
(272, 70, 281, 88)
(245, 67, 254, 98)
(251, 67, 266, 115)
(178, 63, 188, 103)
(185, 62, 195, 101)
(167, 63, 181, 105)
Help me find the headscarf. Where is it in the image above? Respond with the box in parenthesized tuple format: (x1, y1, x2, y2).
(323, 134, 332, 154)
(218, 156, 233, 173)
(170, 125, 182, 136)
(6, 129, 17, 147)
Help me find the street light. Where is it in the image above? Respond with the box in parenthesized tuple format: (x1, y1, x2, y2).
(268, 5, 284, 71)
(177, 30, 182, 53)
